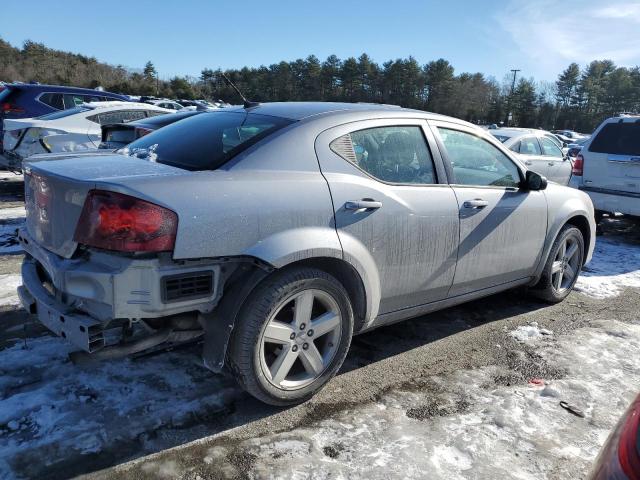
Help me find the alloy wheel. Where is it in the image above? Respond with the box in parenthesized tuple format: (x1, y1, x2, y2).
(259, 289, 342, 390)
(551, 235, 581, 293)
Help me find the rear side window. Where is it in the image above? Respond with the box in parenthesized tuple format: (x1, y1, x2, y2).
(89, 110, 151, 125)
(519, 137, 542, 155)
(39, 93, 64, 110)
(330, 126, 436, 184)
(589, 123, 640, 156)
(122, 111, 293, 170)
(438, 128, 521, 188)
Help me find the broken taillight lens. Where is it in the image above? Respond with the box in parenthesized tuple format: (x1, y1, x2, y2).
(74, 190, 177, 252)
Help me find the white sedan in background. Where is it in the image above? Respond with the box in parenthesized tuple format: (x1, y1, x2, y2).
(491, 128, 572, 185)
(1, 102, 171, 169)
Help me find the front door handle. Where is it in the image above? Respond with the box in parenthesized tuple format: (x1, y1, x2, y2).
(524, 160, 533, 166)
(548, 162, 555, 166)
(345, 199, 382, 211)
(463, 199, 489, 209)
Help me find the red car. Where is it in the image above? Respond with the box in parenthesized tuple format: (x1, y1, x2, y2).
(590, 394, 640, 479)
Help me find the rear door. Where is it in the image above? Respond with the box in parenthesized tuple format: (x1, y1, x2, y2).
(516, 136, 551, 178)
(431, 122, 547, 297)
(315, 119, 460, 315)
(583, 119, 640, 194)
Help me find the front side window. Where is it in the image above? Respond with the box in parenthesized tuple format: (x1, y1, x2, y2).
(540, 137, 563, 157)
(330, 126, 436, 184)
(63, 94, 86, 109)
(438, 128, 521, 188)
(122, 111, 293, 171)
(518, 137, 542, 155)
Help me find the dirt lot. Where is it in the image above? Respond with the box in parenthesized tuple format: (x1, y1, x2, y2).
(0, 173, 639, 480)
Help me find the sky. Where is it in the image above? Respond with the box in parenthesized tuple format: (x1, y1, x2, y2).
(2, 0, 639, 83)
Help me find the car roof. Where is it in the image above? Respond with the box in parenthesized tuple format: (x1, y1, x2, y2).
(224, 101, 428, 121)
(83, 101, 168, 111)
(6, 83, 127, 97)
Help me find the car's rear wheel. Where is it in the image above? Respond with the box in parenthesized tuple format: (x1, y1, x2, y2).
(531, 225, 584, 303)
(226, 267, 354, 406)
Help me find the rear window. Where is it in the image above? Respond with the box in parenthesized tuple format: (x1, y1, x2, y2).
(37, 106, 90, 120)
(589, 122, 640, 156)
(122, 111, 294, 170)
(0, 87, 14, 103)
(134, 110, 200, 128)
(39, 93, 65, 110)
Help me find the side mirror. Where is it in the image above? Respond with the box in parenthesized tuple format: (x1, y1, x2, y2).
(523, 170, 547, 191)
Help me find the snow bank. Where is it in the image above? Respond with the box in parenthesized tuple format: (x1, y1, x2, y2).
(206, 320, 640, 479)
(0, 274, 21, 306)
(576, 237, 640, 298)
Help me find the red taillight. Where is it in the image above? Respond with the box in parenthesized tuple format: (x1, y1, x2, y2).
(572, 153, 584, 176)
(135, 127, 152, 138)
(1, 103, 24, 114)
(74, 190, 177, 252)
(618, 399, 640, 480)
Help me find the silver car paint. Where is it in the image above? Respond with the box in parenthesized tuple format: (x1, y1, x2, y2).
(21, 103, 596, 339)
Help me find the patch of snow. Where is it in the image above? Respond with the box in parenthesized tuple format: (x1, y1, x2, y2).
(576, 237, 640, 298)
(0, 274, 21, 306)
(0, 335, 239, 478)
(509, 321, 553, 342)
(0, 170, 23, 181)
(0, 206, 25, 221)
(0, 218, 24, 254)
(207, 320, 640, 479)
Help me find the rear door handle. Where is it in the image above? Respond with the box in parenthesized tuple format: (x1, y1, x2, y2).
(463, 199, 489, 209)
(345, 200, 382, 211)
(548, 162, 555, 166)
(524, 160, 533, 166)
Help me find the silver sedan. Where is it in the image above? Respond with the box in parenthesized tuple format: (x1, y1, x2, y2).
(17, 103, 595, 405)
(491, 128, 572, 185)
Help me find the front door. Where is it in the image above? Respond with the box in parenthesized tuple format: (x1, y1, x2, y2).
(539, 135, 570, 184)
(431, 123, 548, 297)
(315, 119, 460, 316)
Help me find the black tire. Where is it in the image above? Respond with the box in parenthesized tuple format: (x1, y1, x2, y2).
(226, 267, 354, 406)
(531, 225, 584, 303)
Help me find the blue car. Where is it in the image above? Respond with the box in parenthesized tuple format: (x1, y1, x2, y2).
(0, 83, 129, 153)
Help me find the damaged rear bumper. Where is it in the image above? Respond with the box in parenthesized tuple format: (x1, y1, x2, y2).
(18, 227, 224, 353)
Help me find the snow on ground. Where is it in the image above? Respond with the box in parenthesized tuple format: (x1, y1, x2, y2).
(509, 321, 553, 342)
(0, 170, 22, 182)
(576, 236, 640, 298)
(0, 275, 21, 307)
(0, 205, 24, 256)
(195, 320, 640, 480)
(0, 336, 239, 479)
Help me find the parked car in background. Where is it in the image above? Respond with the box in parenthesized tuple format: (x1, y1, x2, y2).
(490, 128, 571, 184)
(589, 393, 640, 479)
(570, 114, 640, 221)
(144, 99, 184, 111)
(1, 101, 170, 169)
(553, 129, 589, 141)
(17, 102, 595, 405)
(0, 83, 129, 153)
(99, 109, 202, 149)
(566, 137, 590, 158)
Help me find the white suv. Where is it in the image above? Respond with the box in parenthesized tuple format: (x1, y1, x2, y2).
(570, 115, 640, 221)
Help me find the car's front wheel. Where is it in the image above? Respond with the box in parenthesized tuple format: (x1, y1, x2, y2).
(227, 267, 354, 406)
(532, 224, 584, 303)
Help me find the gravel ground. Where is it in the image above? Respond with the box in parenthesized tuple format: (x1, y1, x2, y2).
(0, 174, 638, 480)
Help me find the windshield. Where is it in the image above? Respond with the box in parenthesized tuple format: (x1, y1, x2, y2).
(121, 111, 294, 170)
(37, 106, 90, 120)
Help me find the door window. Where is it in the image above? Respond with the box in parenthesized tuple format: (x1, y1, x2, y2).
(518, 137, 542, 155)
(330, 126, 436, 184)
(540, 137, 563, 157)
(39, 93, 64, 110)
(437, 128, 521, 188)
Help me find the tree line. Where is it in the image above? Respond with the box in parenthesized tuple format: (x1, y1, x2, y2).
(1, 38, 639, 132)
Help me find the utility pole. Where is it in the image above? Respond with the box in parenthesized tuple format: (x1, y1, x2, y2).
(504, 69, 521, 127)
